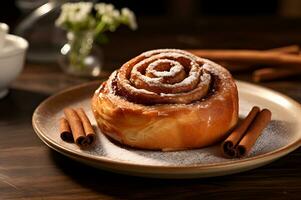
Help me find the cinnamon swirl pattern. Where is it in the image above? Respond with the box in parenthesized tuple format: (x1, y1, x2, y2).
(115, 49, 212, 104)
(92, 49, 239, 150)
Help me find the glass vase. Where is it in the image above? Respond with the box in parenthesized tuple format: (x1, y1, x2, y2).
(59, 30, 103, 77)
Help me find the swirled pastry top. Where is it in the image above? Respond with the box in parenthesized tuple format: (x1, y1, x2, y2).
(98, 49, 234, 105)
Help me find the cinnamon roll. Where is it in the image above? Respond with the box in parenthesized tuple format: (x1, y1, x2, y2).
(92, 49, 238, 150)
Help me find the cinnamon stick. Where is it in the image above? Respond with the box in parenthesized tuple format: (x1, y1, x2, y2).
(251, 45, 300, 81)
(222, 106, 260, 158)
(236, 109, 272, 157)
(75, 108, 96, 145)
(188, 44, 301, 71)
(59, 117, 73, 142)
(267, 45, 299, 54)
(189, 49, 301, 69)
(252, 68, 301, 82)
(64, 108, 90, 148)
(188, 45, 300, 71)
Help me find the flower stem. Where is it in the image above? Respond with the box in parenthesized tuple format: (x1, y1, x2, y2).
(68, 30, 94, 71)
(94, 21, 106, 36)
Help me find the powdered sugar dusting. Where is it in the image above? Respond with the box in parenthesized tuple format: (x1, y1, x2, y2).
(131, 52, 203, 90)
(142, 49, 202, 61)
(160, 72, 211, 98)
(147, 59, 183, 77)
(248, 120, 292, 156)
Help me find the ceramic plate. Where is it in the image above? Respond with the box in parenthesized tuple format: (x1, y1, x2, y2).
(32, 81, 301, 178)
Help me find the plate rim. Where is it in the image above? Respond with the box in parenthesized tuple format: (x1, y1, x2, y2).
(32, 80, 301, 172)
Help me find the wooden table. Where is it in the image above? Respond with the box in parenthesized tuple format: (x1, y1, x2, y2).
(1, 17, 301, 199)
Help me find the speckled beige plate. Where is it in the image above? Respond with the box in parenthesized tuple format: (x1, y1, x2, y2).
(32, 81, 301, 179)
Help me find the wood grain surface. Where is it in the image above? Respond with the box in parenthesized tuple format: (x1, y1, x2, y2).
(1, 17, 301, 199)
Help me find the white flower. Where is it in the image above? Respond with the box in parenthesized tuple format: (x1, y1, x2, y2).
(73, 2, 93, 23)
(55, 2, 93, 27)
(121, 8, 137, 30)
(94, 3, 122, 31)
(55, 4, 69, 26)
(95, 3, 120, 24)
(55, 2, 137, 34)
(94, 3, 115, 15)
(102, 15, 114, 25)
(112, 10, 121, 19)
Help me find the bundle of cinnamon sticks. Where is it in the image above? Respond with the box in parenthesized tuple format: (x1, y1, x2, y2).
(60, 108, 96, 148)
(221, 107, 272, 158)
(188, 45, 301, 82)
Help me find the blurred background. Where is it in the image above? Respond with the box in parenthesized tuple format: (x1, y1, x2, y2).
(2, 0, 301, 64)
(1, 0, 301, 93)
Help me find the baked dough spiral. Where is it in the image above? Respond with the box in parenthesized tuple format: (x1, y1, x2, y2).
(92, 49, 238, 150)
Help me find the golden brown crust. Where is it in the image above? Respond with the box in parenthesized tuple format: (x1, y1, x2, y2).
(91, 49, 239, 150)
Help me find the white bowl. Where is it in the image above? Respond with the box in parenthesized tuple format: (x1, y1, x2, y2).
(0, 34, 28, 98)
